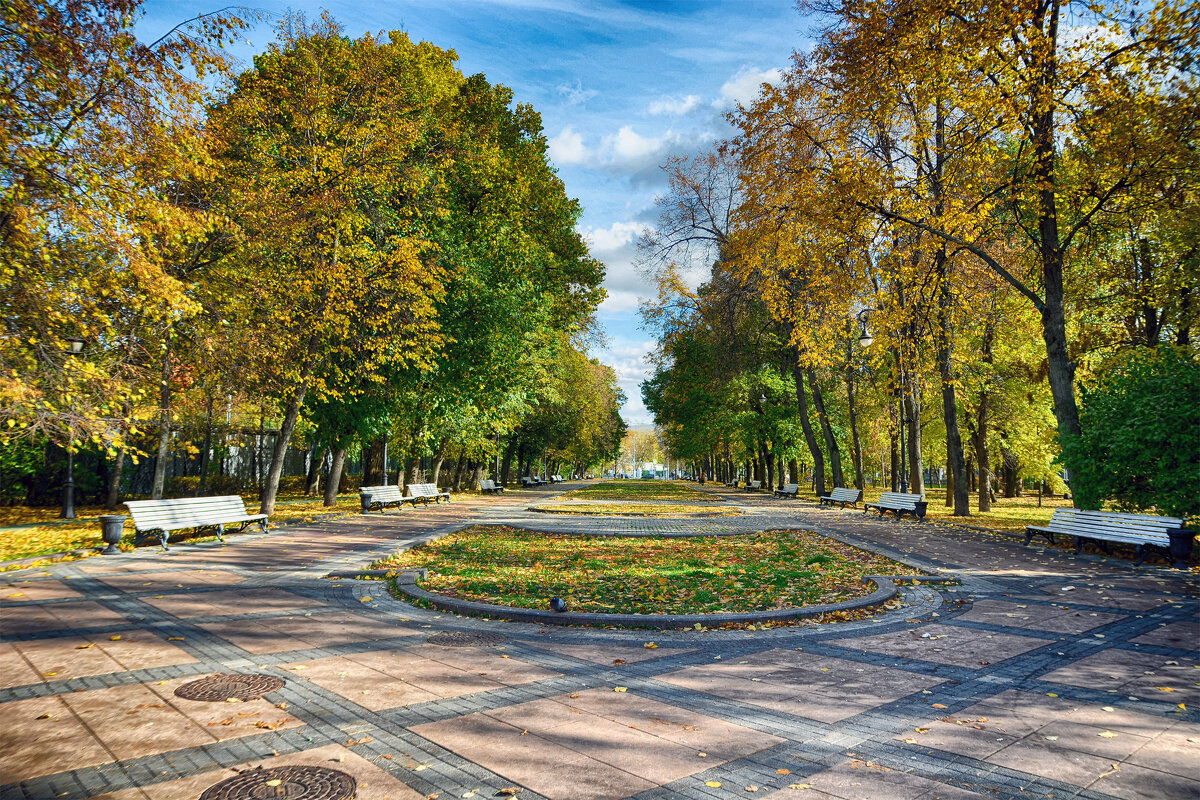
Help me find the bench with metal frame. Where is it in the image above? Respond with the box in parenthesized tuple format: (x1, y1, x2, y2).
(746, 480, 762, 491)
(864, 491, 927, 520)
(774, 483, 800, 498)
(1025, 508, 1189, 566)
(125, 495, 268, 551)
(406, 483, 451, 506)
(820, 487, 863, 509)
(480, 479, 505, 494)
(360, 485, 406, 513)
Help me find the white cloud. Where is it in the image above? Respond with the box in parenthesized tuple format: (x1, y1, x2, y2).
(715, 66, 781, 109)
(648, 94, 701, 115)
(557, 80, 598, 106)
(609, 126, 667, 161)
(584, 221, 645, 253)
(598, 290, 644, 314)
(547, 126, 588, 165)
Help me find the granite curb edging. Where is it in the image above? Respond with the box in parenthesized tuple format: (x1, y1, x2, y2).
(389, 572, 959, 627)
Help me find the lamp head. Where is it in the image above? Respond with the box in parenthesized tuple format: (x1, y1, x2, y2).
(65, 337, 85, 355)
(857, 331, 874, 348)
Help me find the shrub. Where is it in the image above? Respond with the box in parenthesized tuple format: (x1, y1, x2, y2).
(1061, 346, 1200, 519)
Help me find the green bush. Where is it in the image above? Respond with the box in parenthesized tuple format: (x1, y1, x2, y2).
(1062, 346, 1200, 519)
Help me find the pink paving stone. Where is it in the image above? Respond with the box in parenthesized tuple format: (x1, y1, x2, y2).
(1043, 648, 1200, 704)
(96, 569, 247, 592)
(780, 758, 996, 800)
(662, 649, 943, 723)
(988, 736, 1126, 788)
(0, 694, 114, 784)
(1125, 722, 1200, 780)
(834, 623, 1046, 668)
(0, 600, 128, 635)
(1133, 619, 1200, 648)
(956, 598, 1125, 634)
(544, 641, 695, 664)
(0, 579, 83, 601)
(144, 674, 301, 735)
(14, 629, 196, 683)
(1089, 761, 1200, 800)
(197, 610, 411, 654)
(281, 655, 442, 711)
(0, 641, 43, 688)
(87, 743, 427, 800)
(141, 587, 320, 618)
(1017, 584, 1170, 612)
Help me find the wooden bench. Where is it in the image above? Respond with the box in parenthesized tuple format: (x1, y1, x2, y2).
(725, 480, 739, 488)
(479, 479, 504, 494)
(1025, 508, 1188, 565)
(864, 491, 927, 520)
(360, 485, 406, 513)
(746, 480, 762, 491)
(820, 487, 863, 509)
(125, 496, 268, 551)
(406, 483, 451, 506)
(774, 483, 799, 498)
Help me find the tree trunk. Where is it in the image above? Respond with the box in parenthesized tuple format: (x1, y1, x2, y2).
(403, 454, 420, 491)
(936, 252, 970, 514)
(151, 333, 172, 500)
(105, 448, 125, 511)
(501, 438, 516, 485)
(452, 451, 467, 491)
(260, 380, 308, 516)
(903, 383, 924, 495)
(324, 447, 347, 507)
(305, 446, 326, 496)
(430, 438, 449, 488)
(807, 367, 845, 488)
(791, 362, 827, 497)
(976, 322, 994, 512)
(362, 438, 385, 486)
(788, 458, 798, 484)
(198, 391, 214, 496)
(845, 343, 865, 491)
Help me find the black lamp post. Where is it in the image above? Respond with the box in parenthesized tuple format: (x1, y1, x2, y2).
(60, 337, 85, 520)
(856, 310, 908, 494)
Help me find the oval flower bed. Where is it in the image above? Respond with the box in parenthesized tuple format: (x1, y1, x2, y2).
(377, 525, 922, 615)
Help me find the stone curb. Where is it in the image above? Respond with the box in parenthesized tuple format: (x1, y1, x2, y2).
(0, 547, 104, 570)
(391, 573, 959, 627)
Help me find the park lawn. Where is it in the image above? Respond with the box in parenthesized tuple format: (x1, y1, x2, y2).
(378, 524, 922, 615)
(0, 493, 364, 565)
(563, 479, 716, 503)
(531, 501, 740, 516)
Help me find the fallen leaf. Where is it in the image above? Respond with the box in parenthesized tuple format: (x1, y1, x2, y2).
(360, 596, 373, 603)
(346, 737, 373, 746)
(1044, 735, 1059, 741)
(35, 713, 52, 720)
(705, 781, 722, 788)
(932, 703, 948, 709)
(613, 659, 627, 665)
(496, 789, 521, 796)
(745, 786, 759, 792)
(168, 637, 185, 641)
(1046, 693, 1059, 698)
(788, 784, 813, 790)
(256, 718, 289, 731)
(613, 686, 628, 692)
(42, 672, 57, 677)
(225, 697, 242, 703)
(1099, 731, 1118, 738)
(1102, 706, 1115, 712)
(776, 769, 790, 775)
(75, 643, 94, 649)
(644, 642, 658, 649)
(109, 635, 121, 641)
(1155, 687, 1176, 692)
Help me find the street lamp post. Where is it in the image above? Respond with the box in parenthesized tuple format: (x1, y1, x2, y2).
(856, 310, 908, 494)
(60, 337, 85, 520)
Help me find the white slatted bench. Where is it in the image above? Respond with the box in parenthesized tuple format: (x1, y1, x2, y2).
(725, 480, 739, 488)
(820, 487, 863, 508)
(480, 479, 504, 494)
(406, 483, 450, 506)
(864, 491, 927, 520)
(1025, 508, 1188, 566)
(125, 496, 268, 551)
(746, 480, 762, 491)
(360, 485, 406, 513)
(774, 483, 800, 498)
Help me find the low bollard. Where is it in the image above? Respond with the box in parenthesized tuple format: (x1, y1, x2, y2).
(99, 515, 127, 555)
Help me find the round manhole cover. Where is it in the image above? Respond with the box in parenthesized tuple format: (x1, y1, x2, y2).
(426, 630, 506, 647)
(199, 766, 355, 800)
(175, 673, 285, 702)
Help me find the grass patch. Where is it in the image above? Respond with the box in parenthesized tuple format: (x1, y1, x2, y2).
(0, 493, 363, 564)
(563, 480, 716, 503)
(531, 501, 740, 516)
(377, 524, 922, 614)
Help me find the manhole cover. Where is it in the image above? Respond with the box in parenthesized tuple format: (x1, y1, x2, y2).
(199, 766, 355, 800)
(175, 673, 285, 702)
(426, 630, 506, 647)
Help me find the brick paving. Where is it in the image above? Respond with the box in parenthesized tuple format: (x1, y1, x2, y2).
(0, 482, 1196, 800)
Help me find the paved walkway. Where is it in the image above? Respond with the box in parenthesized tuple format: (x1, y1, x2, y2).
(1, 484, 1196, 800)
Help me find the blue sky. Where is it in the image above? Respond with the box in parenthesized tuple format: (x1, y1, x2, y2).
(141, 1, 813, 425)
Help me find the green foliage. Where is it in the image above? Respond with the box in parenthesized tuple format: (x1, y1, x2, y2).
(1061, 347, 1200, 518)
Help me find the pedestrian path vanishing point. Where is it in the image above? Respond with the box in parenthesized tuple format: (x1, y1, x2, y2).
(1, 483, 1196, 800)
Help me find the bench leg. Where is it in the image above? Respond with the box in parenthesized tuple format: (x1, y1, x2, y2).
(1074, 536, 1085, 555)
(1133, 545, 1146, 566)
(216, 523, 225, 543)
